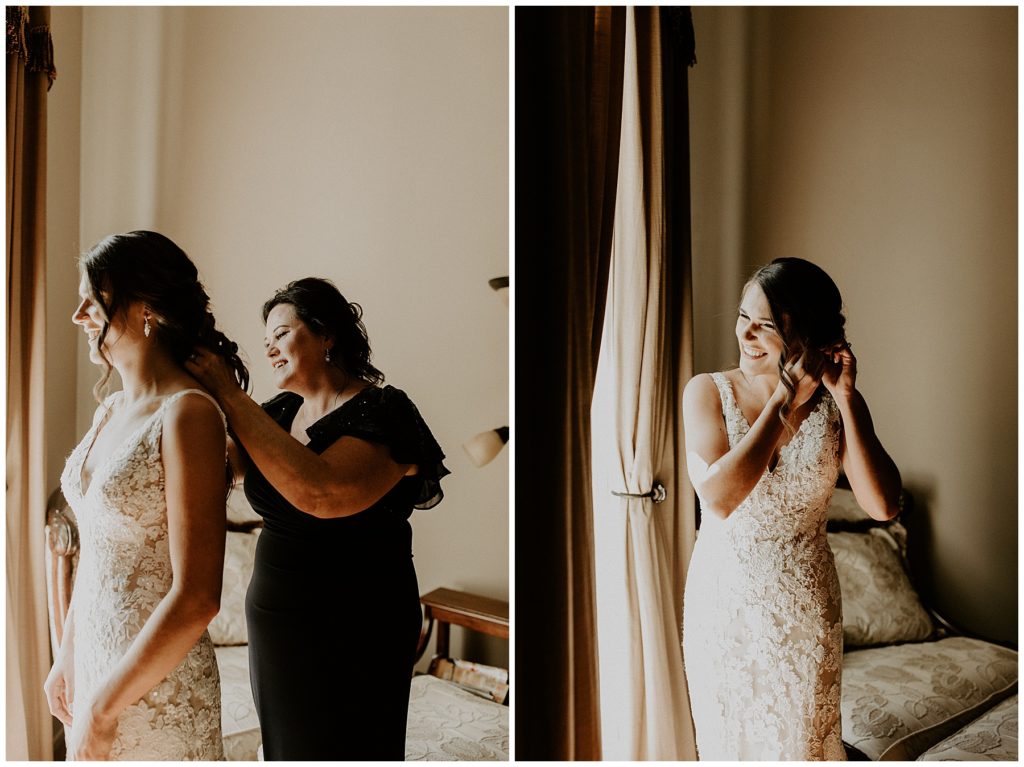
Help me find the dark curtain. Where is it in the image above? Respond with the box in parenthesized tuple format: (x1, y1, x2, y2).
(6, 5, 57, 760)
(657, 5, 697, 647)
(515, 7, 626, 760)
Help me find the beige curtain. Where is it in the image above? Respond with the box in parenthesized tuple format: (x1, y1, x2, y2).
(7, 5, 57, 760)
(591, 7, 697, 760)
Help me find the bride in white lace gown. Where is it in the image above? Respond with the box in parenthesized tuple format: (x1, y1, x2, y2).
(681, 258, 902, 760)
(45, 232, 249, 760)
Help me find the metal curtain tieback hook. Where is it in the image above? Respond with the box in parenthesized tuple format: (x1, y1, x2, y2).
(612, 482, 667, 504)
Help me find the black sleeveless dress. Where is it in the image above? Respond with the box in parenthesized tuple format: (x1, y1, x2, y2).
(242, 385, 449, 760)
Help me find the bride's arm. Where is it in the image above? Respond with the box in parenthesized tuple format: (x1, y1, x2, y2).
(836, 391, 901, 520)
(683, 368, 821, 519)
(683, 374, 787, 519)
(68, 393, 227, 760)
(43, 600, 77, 726)
(823, 344, 902, 521)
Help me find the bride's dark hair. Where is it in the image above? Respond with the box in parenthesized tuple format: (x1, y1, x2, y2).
(744, 257, 846, 423)
(80, 230, 250, 401)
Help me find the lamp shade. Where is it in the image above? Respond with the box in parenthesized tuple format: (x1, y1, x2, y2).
(489, 276, 509, 307)
(463, 426, 509, 467)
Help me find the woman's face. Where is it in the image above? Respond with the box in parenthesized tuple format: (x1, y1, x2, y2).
(72, 275, 125, 365)
(736, 282, 784, 375)
(264, 303, 328, 389)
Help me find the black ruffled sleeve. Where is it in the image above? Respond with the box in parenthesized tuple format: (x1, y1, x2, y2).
(317, 385, 450, 510)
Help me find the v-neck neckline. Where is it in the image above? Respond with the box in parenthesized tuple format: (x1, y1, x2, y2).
(723, 375, 825, 475)
(287, 385, 375, 440)
(78, 392, 165, 497)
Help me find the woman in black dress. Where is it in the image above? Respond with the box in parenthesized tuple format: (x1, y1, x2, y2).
(189, 277, 448, 760)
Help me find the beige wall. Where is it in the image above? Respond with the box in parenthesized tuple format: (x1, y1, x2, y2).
(49, 6, 509, 667)
(691, 6, 1016, 641)
(690, 7, 754, 376)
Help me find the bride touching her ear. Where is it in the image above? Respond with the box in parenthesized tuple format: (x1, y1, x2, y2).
(681, 257, 901, 760)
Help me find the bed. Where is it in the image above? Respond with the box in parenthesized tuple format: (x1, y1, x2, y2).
(44, 486, 509, 761)
(826, 480, 1018, 761)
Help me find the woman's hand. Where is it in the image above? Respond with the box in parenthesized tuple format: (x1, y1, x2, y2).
(65, 701, 117, 761)
(43, 659, 74, 727)
(782, 352, 823, 410)
(822, 341, 857, 401)
(185, 348, 238, 402)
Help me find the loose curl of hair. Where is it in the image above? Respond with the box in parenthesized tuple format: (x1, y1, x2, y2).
(262, 277, 384, 386)
(80, 231, 250, 401)
(744, 257, 846, 427)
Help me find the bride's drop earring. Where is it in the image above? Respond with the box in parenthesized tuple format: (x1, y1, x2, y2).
(325, 347, 331, 363)
(144, 314, 151, 338)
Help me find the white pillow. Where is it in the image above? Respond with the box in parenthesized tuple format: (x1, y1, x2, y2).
(828, 529, 934, 647)
(827, 486, 872, 524)
(209, 530, 259, 646)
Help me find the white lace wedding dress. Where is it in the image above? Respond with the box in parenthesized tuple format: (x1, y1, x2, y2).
(60, 389, 225, 760)
(683, 372, 846, 760)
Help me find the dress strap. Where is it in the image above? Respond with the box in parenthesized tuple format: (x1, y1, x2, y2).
(708, 372, 748, 444)
(159, 388, 228, 430)
(708, 372, 735, 410)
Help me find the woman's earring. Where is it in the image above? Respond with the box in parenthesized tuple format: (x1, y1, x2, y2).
(144, 314, 151, 338)
(325, 347, 331, 363)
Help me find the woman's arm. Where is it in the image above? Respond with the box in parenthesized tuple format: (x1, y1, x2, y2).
(683, 374, 786, 519)
(68, 394, 227, 760)
(683, 366, 820, 520)
(823, 344, 902, 521)
(215, 387, 411, 518)
(43, 601, 77, 726)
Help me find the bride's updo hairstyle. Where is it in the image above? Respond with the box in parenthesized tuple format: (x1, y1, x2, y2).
(262, 277, 384, 386)
(745, 257, 846, 423)
(80, 230, 250, 400)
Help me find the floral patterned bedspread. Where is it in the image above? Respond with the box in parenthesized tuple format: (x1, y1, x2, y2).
(841, 637, 1017, 760)
(405, 674, 510, 760)
(918, 694, 1017, 761)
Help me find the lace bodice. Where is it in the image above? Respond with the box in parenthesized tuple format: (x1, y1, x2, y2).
(60, 389, 225, 761)
(704, 370, 843, 542)
(682, 372, 846, 760)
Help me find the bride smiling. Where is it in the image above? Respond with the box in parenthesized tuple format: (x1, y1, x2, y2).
(45, 231, 248, 760)
(681, 257, 901, 760)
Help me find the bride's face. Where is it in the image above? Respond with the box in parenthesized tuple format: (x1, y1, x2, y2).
(72, 275, 126, 364)
(736, 283, 784, 374)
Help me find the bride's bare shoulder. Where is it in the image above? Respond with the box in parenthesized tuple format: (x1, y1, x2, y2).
(684, 371, 727, 409)
(686, 368, 739, 390)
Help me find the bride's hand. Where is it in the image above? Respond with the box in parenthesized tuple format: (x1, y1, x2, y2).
(822, 341, 856, 401)
(185, 348, 236, 401)
(783, 352, 823, 410)
(65, 700, 117, 761)
(43, 659, 74, 727)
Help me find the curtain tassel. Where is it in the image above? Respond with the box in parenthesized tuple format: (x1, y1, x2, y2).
(27, 22, 56, 90)
(612, 482, 667, 503)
